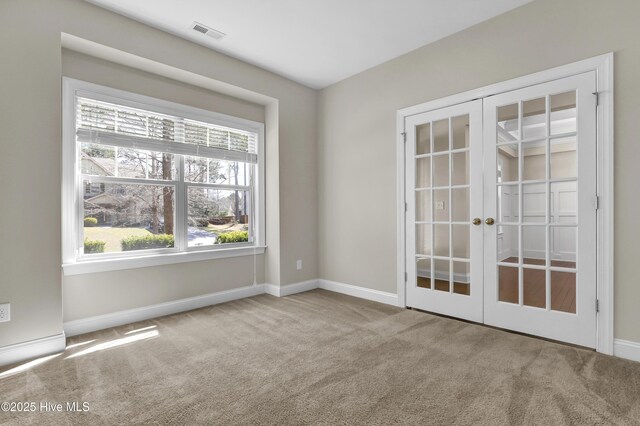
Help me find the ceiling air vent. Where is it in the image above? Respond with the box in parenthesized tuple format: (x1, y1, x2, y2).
(191, 22, 226, 40)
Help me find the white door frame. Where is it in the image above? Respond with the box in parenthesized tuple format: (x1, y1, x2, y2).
(396, 53, 614, 354)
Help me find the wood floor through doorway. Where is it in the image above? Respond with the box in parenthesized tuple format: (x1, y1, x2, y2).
(499, 257, 576, 312)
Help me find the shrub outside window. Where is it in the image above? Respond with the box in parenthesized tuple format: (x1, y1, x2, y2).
(62, 78, 265, 269)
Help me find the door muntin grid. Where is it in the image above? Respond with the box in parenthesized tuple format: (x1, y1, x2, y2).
(415, 114, 471, 296)
(495, 91, 578, 313)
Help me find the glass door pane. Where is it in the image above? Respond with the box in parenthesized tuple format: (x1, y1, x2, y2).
(414, 115, 472, 295)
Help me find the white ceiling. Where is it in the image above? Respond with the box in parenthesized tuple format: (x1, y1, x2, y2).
(86, 0, 532, 89)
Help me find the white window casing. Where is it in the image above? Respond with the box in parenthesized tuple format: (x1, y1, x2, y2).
(62, 78, 266, 275)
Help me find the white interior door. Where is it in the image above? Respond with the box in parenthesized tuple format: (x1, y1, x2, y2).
(405, 100, 484, 322)
(483, 72, 597, 348)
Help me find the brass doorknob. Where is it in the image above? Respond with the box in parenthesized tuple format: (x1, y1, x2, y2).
(485, 218, 495, 225)
(472, 218, 482, 226)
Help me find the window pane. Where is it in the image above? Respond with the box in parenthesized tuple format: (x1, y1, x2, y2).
(81, 143, 115, 176)
(416, 123, 431, 155)
(433, 189, 448, 222)
(523, 267, 546, 309)
(452, 187, 469, 222)
(551, 271, 576, 313)
(550, 137, 577, 179)
(434, 224, 449, 257)
(433, 119, 449, 153)
(523, 97, 546, 140)
(416, 157, 431, 188)
(499, 225, 519, 264)
(522, 183, 546, 223)
(522, 141, 546, 181)
(81, 144, 175, 180)
(452, 225, 469, 259)
(210, 160, 250, 186)
(550, 226, 577, 266)
(453, 261, 470, 295)
(550, 91, 576, 135)
(551, 181, 577, 225)
(497, 144, 518, 183)
(497, 184, 518, 223)
(415, 190, 432, 222)
(433, 154, 449, 187)
(497, 104, 519, 141)
(452, 115, 469, 150)
(116, 148, 175, 180)
(451, 151, 468, 185)
(83, 182, 175, 254)
(498, 265, 518, 304)
(416, 257, 431, 289)
(187, 188, 250, 247)
(433, 259, 450, 292)
(185, 156, 251, 186)
(415, 224, 432, 256)
(522, 225, 546, 266)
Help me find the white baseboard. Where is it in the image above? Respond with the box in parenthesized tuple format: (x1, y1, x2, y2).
(64, 284, 266, 337)
(613, 339, 640, 363)
(0, 333, 66, 367)
(64, 278, 397, 337)
(265, 279, 319, 297)
(318, 279, 399, 306)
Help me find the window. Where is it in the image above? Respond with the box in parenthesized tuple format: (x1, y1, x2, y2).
(62, 79, 265, 272)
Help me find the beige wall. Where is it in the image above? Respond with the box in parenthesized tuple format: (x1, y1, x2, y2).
(64, 256, 265, 321)
(0, 0, 317, 348)
(319, 0, 640, 342)
(62, 50, 265, 124)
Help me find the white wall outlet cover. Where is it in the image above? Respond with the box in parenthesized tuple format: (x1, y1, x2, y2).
(296, 260, 302, 270)
(435, 201, 445, 210)
(0, 303, 10, 322)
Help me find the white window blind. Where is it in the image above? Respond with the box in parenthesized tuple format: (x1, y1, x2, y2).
(76, 98, 258, 164)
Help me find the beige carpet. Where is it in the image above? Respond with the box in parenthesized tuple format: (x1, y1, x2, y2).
(1, 289, 639, 425)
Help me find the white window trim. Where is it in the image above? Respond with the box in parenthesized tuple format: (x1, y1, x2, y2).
(62, 77, 266, 276)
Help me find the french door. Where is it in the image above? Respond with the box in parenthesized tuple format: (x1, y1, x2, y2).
(405, 100, 484, 322)
(405, 72, 598, 348)
(483, 72, 597, 348)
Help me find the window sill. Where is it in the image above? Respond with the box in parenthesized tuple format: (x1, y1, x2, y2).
(62, 246, 266, 276)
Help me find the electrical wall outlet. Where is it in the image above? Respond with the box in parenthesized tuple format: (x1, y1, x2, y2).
(0, 303, 10, 323)
(435, 201, 445, 210)
(296, 259, 303, 270)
